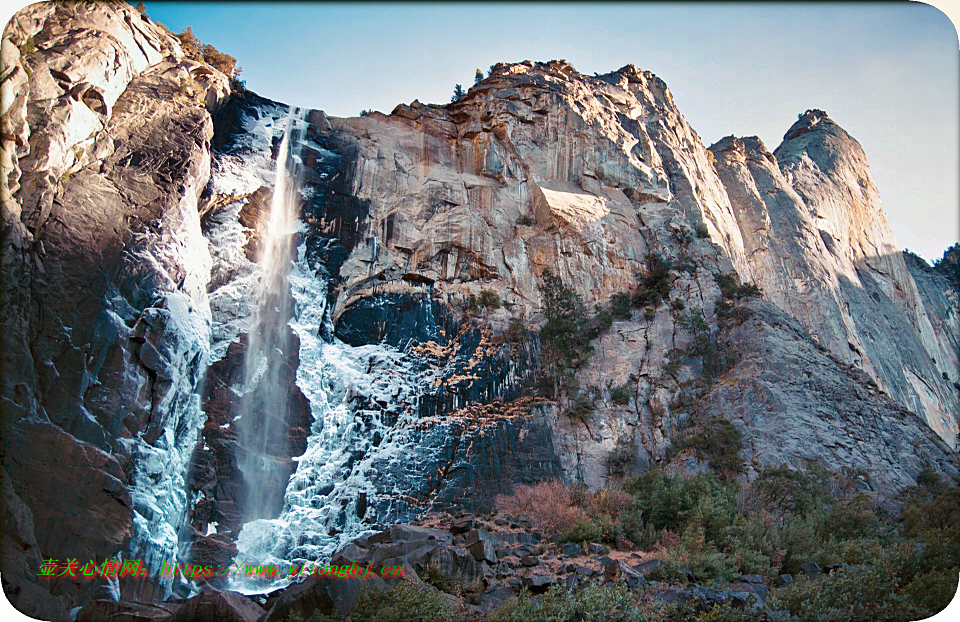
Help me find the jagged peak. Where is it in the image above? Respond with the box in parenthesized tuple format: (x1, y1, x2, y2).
(709, 135, 769, 155)
(782, 108, 839, 141)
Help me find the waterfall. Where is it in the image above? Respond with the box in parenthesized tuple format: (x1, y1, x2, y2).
(237, 107, 306, 522)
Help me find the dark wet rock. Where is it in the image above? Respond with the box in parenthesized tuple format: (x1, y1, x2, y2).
(463, 528, 500, 563)
(77, 599, 181, 622)
(261, 574, 387, 622)
(367, 524, 453, 545)
(172, 589, 264, 622)
(602, 559, 648, 588)
(519, 555, 540, 567)
(521, 574, 555, 593)
(798, 561, 824, 579)
(560, 542, 582, 557)
(634, 559, 665, 577)
(736, 574, 766, 584)
(450, 515, 477, 534)
(474, 586, 516, 613)
(774, 574, 794, 587)
(655, 586, 757, 611)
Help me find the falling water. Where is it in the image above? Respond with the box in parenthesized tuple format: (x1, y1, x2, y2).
(237, 107, 306, 521)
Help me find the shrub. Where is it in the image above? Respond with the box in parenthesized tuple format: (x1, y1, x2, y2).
(490, 581, 662, 622)
(933, 242, 960, 289)
(769, 566, 918, 622)
(631, 253, 673, 308)
(506, 317, 526, 344)
(480, 289, 501, 309)
(611, 292, 633, 319)
(19, 35, 35, 57)
(418, 560, 479, 596)
(351, 580, 462, 622)
(200, 43, 237, 76)
(671, 298, 685, 311)
(593, 307, 613, 331)
(565, 394, 595, 424)
(610, 381, 634, 405)
(668, 521, 739, 582)
(591, 487, 634, 520)
(669, 415, 744, 475)
(516, 214, 535, 226)
(560, 517, 604, 545)
(495, 480, 587, 534)
(714, 273, 761, 301)
(695, 224, 710, 239)
(285, 609, 338, 622)
(539, 271, 593, 393)
(465, 294, 481, 314)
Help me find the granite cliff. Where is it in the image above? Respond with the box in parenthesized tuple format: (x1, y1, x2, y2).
(1, 3, 956, 618)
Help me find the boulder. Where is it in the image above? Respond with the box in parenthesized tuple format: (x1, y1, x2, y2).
(172, 589, 264, 622)
(634, 559, 665, 577)
(463, 529, 499, 564)
(798, 562, 823, 579)
(560, 542, 582, 557)
(655, 587, 755, 612)
(774, 574, 794, 587)
(521, 574, 555, 593)
(77, 599, 180, 622)
(450, 515, 476, 534)
(602, 559, 648, 588)
(367, 524, 453, 545)
(262, 574, 387, 621)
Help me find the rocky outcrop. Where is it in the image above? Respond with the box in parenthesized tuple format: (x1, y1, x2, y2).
(2, 1, 231, 610)
(710, 116, 958, 444)
(2, 1, 957, 615)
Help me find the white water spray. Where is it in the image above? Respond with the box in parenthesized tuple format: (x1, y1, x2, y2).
(237, 107, 306, 522)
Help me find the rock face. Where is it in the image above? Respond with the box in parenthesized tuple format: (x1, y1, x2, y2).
(710, 118, 958, 443)
(2, 1, 230, 611)
(1, 2, 957, 616)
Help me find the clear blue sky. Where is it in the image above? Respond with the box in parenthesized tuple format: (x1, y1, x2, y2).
(137, 1, 958, 261)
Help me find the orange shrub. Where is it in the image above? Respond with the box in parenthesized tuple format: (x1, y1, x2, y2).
(496, 480, 588, 534)
(590, 487, 633, 520)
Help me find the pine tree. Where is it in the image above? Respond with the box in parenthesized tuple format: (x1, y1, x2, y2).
(451, 84, 466, 102)
(474, 68, 484, 84)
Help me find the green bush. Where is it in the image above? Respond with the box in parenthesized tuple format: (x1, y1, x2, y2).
(631, 253, 673, 308)
(669, 521, 739, 582)
(490, 581, 662, 622)
(610, 381, 634, 405)
(714, 273, 762, 301)
(539, 271, 593, 393)
(351, 581, 463, 622)
(559, 517, 603, 545)
(695, 224, 710, 239)
(564, 395, 595, 424)
(480, 289, 501, 309)
(671, 298, 686, 311)
(516, 214, 536, 226)
(611, 292, 633, 319)
(285, 609, 338, 622)
(669, 415, 744, 475)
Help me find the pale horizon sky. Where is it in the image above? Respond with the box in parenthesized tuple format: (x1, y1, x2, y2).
(5, 1, 959, 261)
